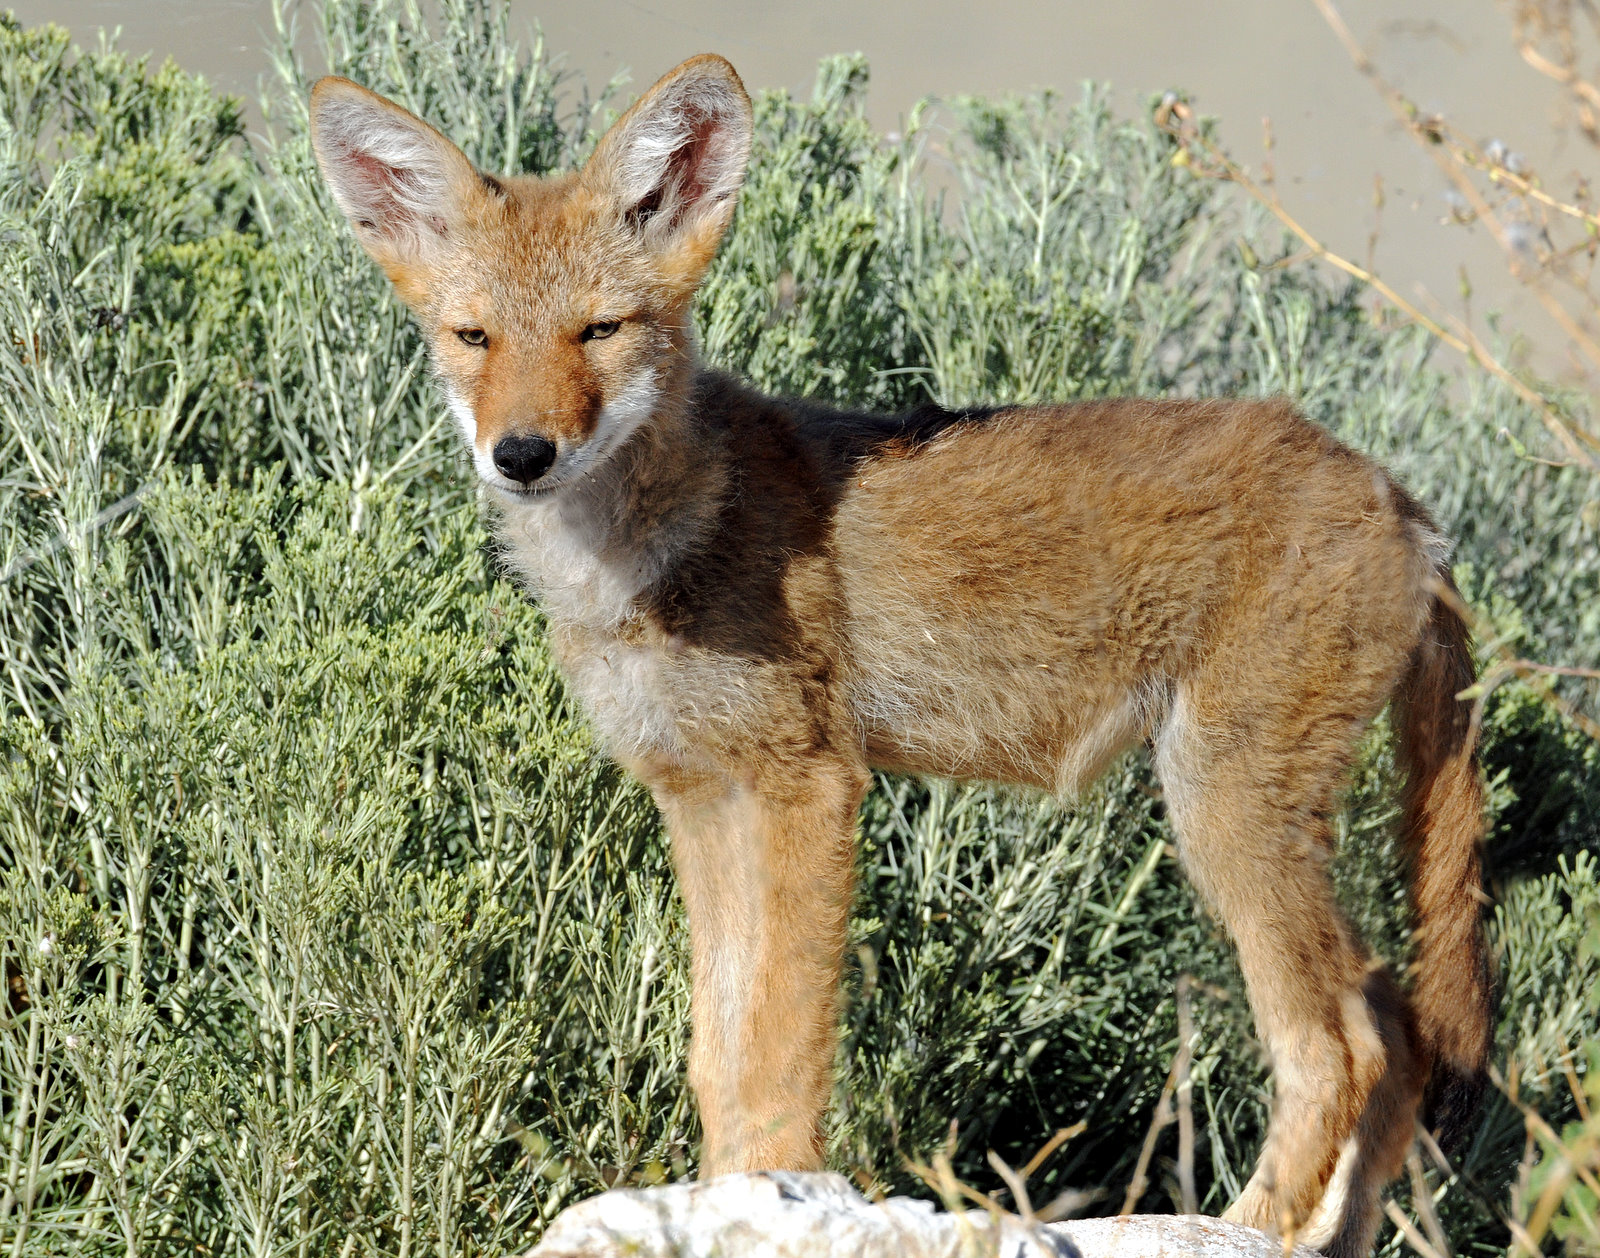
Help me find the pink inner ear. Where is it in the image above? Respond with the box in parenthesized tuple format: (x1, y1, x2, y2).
(673, 110, 725, 207)
(633, 104, 732, 230)
(343, 147, 426, 236)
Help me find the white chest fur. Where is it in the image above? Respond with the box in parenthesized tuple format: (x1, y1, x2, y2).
(493, 495, 669, 751)
(546, 623, 765, 764)
(492, 491, 757, 763)
(495, 493, 652, 633)
(556, 632, 684, 758)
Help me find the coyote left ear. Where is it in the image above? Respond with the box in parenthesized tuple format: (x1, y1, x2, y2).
(583, 54, 753, 289)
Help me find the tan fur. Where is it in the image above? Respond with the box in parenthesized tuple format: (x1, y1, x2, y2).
(310, 56, 1493, 1256)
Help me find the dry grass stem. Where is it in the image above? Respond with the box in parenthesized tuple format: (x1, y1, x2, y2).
(1159, 94, 1600, 480)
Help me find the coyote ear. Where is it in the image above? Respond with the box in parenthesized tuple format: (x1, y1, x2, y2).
(583, 55, 752, 287)
(309, 77, 479, 271)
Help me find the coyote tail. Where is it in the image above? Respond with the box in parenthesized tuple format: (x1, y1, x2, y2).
(1394, 575, 1494, 1149)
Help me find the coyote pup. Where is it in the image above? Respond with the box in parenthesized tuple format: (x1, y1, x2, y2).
(311, 54, 1490, 1255)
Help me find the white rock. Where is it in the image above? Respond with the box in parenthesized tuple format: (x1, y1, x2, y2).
(529, 1170, 1320, 1257)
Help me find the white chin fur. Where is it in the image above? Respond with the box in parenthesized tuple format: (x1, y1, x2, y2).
(561, 371, 660, 481)
(450, 372, 660, 495)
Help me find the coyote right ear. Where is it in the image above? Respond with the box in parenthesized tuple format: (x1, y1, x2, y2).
(583, 55, 753, 292)
(309, 77, 479, 283)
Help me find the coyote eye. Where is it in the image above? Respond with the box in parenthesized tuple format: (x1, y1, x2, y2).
(455, 328, 488, 347)
(582, 321, 622, 342)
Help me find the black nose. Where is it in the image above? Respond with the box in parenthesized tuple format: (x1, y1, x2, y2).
(492, 434, 557, 486)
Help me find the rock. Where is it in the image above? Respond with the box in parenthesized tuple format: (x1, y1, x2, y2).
(528, 1170, 1320, 1257)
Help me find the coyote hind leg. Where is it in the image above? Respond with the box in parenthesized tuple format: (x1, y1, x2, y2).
(1154, 689, 1424, 1256)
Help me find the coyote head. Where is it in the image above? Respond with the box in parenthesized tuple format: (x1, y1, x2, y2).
(310, 56, 752, 496)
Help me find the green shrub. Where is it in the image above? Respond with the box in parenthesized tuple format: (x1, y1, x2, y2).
(0, 4, 1595, 1256)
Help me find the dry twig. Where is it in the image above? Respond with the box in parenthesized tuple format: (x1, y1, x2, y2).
(1156, 88, 1600, 479)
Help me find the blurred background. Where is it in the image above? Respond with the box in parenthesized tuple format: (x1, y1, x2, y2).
(14, 0, 1596, 383)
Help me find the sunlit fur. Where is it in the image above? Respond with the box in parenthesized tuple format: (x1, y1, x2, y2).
(311, 56, 1493, 1257)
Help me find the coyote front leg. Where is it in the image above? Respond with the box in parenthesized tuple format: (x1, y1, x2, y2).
(641, 755, 867, 1175)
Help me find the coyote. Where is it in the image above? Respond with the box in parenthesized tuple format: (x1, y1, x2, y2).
(310, 54, 1491, 1255)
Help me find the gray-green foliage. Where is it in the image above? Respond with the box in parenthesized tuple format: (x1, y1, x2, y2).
(0, 4, 1595, 1257)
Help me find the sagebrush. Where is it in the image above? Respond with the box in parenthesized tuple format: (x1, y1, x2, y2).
(0, 3, 1596, 1256)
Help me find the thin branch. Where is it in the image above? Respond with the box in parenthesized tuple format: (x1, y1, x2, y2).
(1158, 101, 1600, 478)
(1408, 1148, 1453, 1258)
(1386, 1198, 1449, 1258)
(1516, 31, 1600, 117)
(1310, 0, 1600, 422)
(1175, 975, 1197, 1216)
